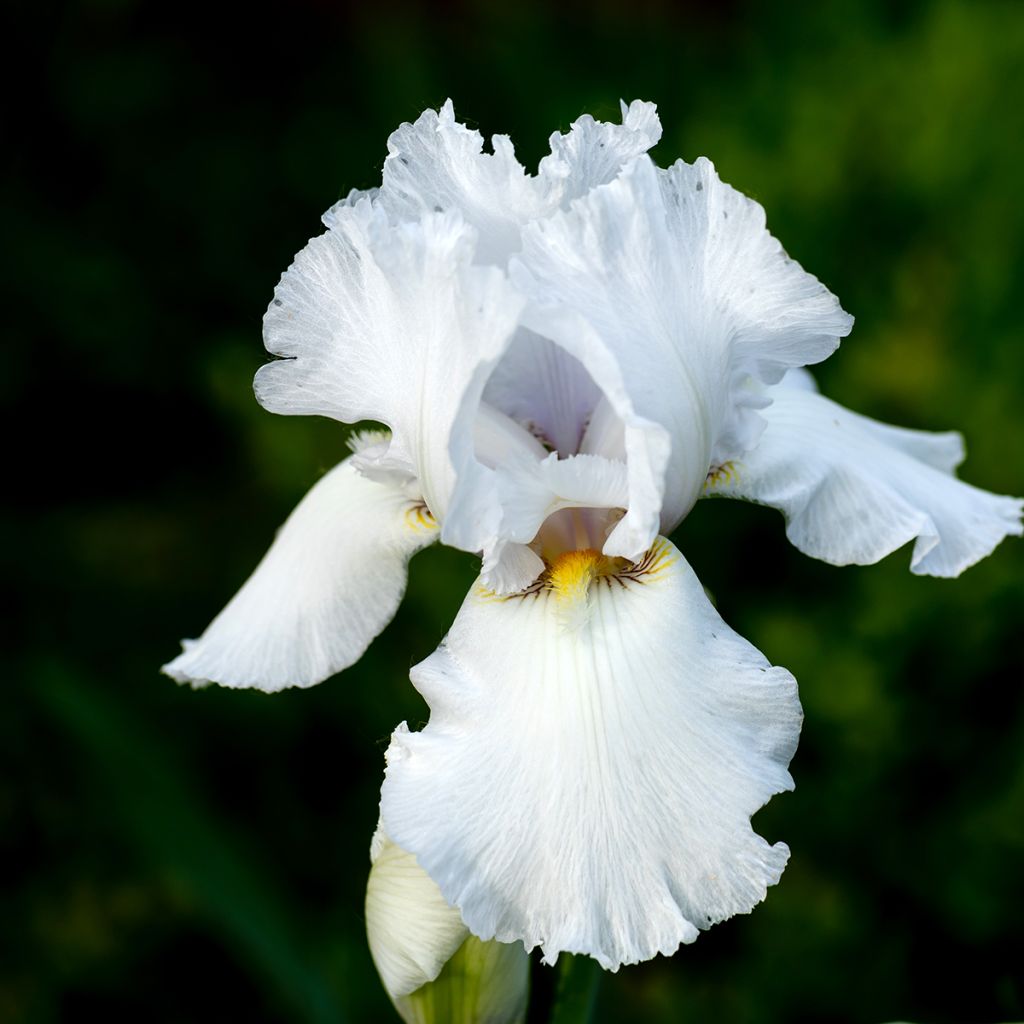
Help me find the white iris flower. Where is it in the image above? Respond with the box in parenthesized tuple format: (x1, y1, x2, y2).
(164, 101, 1022, 973)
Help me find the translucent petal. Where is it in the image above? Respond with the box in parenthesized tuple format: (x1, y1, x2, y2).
(495, 452, 629, 546)
(382, 538, 801, 969)
(377, 99, 663, 265)
(257, 200, 523, 552)
(536, 99, 663, 211)
(162, 457, 437, 691)
(706, 374, 1022, 576)
(482, 329, 603, 456)
(512, 156, 853, 551)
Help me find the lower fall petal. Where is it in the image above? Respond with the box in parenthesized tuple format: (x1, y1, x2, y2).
(162, 456, 437, 691)
(705, 373, 1023, 577)
(381, 537, 801, 971)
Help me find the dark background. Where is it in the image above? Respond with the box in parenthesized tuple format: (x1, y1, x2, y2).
(5, 1, 1023, 1021)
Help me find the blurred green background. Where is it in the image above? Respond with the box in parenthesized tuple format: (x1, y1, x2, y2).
(5, 0, 1023, 1021)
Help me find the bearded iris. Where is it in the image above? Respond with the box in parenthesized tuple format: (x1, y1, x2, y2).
(164, 101, 1022, 979)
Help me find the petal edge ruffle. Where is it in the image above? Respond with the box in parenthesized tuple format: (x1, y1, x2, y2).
(706, 373, 1023, 577)
(381, 538, 800, 969)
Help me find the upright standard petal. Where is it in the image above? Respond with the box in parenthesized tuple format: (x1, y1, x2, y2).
(257, 200, 524, 552)
(512, 155, 853, 555)
(535, 99, 663, 211)
(704, 373, 1023, 576)
(381, 538, 801, 970)
(162, 456, 437, 692)
(377, 99, 662, 264)
(380, 101, 539, 264)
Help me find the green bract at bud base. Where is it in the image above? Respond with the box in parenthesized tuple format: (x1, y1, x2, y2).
(396, 933, 528, 1024)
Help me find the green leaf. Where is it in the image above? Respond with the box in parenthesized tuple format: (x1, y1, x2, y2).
(35, 663, 341, 1024)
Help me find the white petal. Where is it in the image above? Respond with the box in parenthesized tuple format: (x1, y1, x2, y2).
(706, 381, 1023, 576)
(778, 366, 819, 394)
(535, 99, 663, 210)
(321, 185, 380, 226)
(162, 457, 437, 691)
(368, 828, 531, 1024)
(258, 200, 523, 552)
(377, 100, 663, 265)
(511, 156, 853, 543)
(509, 303, 672, 563)
(379, 100, 539, 265)
(366, 830, 469, 1000)
(473, 402, 549, 468)
(480, 541, 546, 596)
(381, 538, 800, 970)
(482, 329, 603, 455)
(579, 395, 626, 461)
(481, 324, 661, 565)
(479, 448, 631, 595)
(495, 452, 629, 545)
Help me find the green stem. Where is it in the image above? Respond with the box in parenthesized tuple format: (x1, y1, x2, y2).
(548, 954, 601, 1024)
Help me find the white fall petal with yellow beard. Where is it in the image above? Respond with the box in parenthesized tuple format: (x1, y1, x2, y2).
(381, 538, 801, 970)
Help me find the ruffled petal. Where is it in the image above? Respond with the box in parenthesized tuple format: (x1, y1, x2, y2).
(379, 101, 539, 264)
(162, 457, 437, 691)
(511, 155, 853, 550)
(381, 538, 800, 970)
(377, 99, 663, 264)
(257, 200, 523, 552)
(705, 372, 1023, 576)
(480, 540, 546, 597)
(477, 449, 630, 595)
(535, 99, 663, 210)
(495, 452, 629, 545)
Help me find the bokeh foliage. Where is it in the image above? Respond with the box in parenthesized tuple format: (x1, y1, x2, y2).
(5, 0, 1023, 1021)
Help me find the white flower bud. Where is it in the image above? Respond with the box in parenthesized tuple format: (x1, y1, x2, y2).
(366, 830, 529, 1024)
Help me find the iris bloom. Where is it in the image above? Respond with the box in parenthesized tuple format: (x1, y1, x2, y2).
(165, 101, 1022, 972)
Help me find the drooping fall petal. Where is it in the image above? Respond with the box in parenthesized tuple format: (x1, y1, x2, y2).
(163, 457, 436, 691)
(381, 537, 801, 970)
(705, 371, 1023, 576)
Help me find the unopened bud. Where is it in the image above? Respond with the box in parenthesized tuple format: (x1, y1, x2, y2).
(366, 830, 529, 1024)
